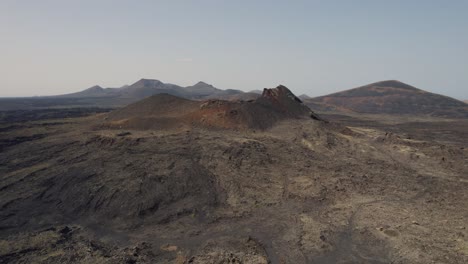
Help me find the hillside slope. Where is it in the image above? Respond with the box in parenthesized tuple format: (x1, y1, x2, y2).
(105, 85, 321, 130)
(305, 80, 468, 118)
(1, 91, 467, 263)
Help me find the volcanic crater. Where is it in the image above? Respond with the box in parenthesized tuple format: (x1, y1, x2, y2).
(104, 85, 322, 131)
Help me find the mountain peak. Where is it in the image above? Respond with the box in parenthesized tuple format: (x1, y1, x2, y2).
(307, 80, 468, 118)
(139, 78, 160, 82)
(261, 85, 303, 103)
(133, 78, 163, 85)
(184, 81, 220, 97)
(86, 85, 103, 91)
(127, 79, 165, 90)
(368, 80, 419, 90)
(258, 85, 322, 120)
(193, 81, 212, 87)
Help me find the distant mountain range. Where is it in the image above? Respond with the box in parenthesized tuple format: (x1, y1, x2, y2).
(56, 79, 259, 102)
(302, 80, 468, 118)
(1, 79, 467, 118)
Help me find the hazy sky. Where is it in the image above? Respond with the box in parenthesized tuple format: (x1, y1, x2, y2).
(1, 0, 467, 99)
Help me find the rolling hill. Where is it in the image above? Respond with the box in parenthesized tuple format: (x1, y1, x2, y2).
(304, 80, 468, 118)
(104, 85, 321, 130)
(58, 79, 248, 102)
(55, 85, 119, 98)
(0, 79, 257, 111)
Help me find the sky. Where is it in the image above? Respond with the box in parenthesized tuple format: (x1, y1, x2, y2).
(0, 0, 467, 99)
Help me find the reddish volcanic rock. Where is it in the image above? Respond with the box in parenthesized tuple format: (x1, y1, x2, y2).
(104, 85, 323, 130)
(257, 85, 322, 120)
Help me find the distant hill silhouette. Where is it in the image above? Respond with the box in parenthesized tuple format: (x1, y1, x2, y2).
(55, 85, 119, 98)
(304, 80, 468, 118)
(57, 79, 249, 103)
(118, 79, 188, 99)
(248, 90, 263, 94)
(184, 81, 224, 98)
(0, 79, 261, 110)
(298, 94, 311, 100)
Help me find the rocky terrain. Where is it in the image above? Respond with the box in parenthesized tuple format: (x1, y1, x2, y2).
(304, 80, 468, 118)
(0, 86, 467, 263)
(3, 80, 467, 122)
(104, 85, 320, 131)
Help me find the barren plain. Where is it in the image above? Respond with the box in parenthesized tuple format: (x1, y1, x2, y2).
(0, 88, 467, 264)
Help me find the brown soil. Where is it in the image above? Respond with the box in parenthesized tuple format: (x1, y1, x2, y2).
(104, 85, 321, 131)
(305, 80, 468, 118)
(0, 92, 467, 263)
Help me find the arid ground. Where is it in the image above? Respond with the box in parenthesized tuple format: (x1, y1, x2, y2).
(1, 97, 467, 263)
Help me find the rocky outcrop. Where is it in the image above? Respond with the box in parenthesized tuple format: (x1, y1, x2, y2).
(257, 85, 322, 120)
(104, 85, 323, 130)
